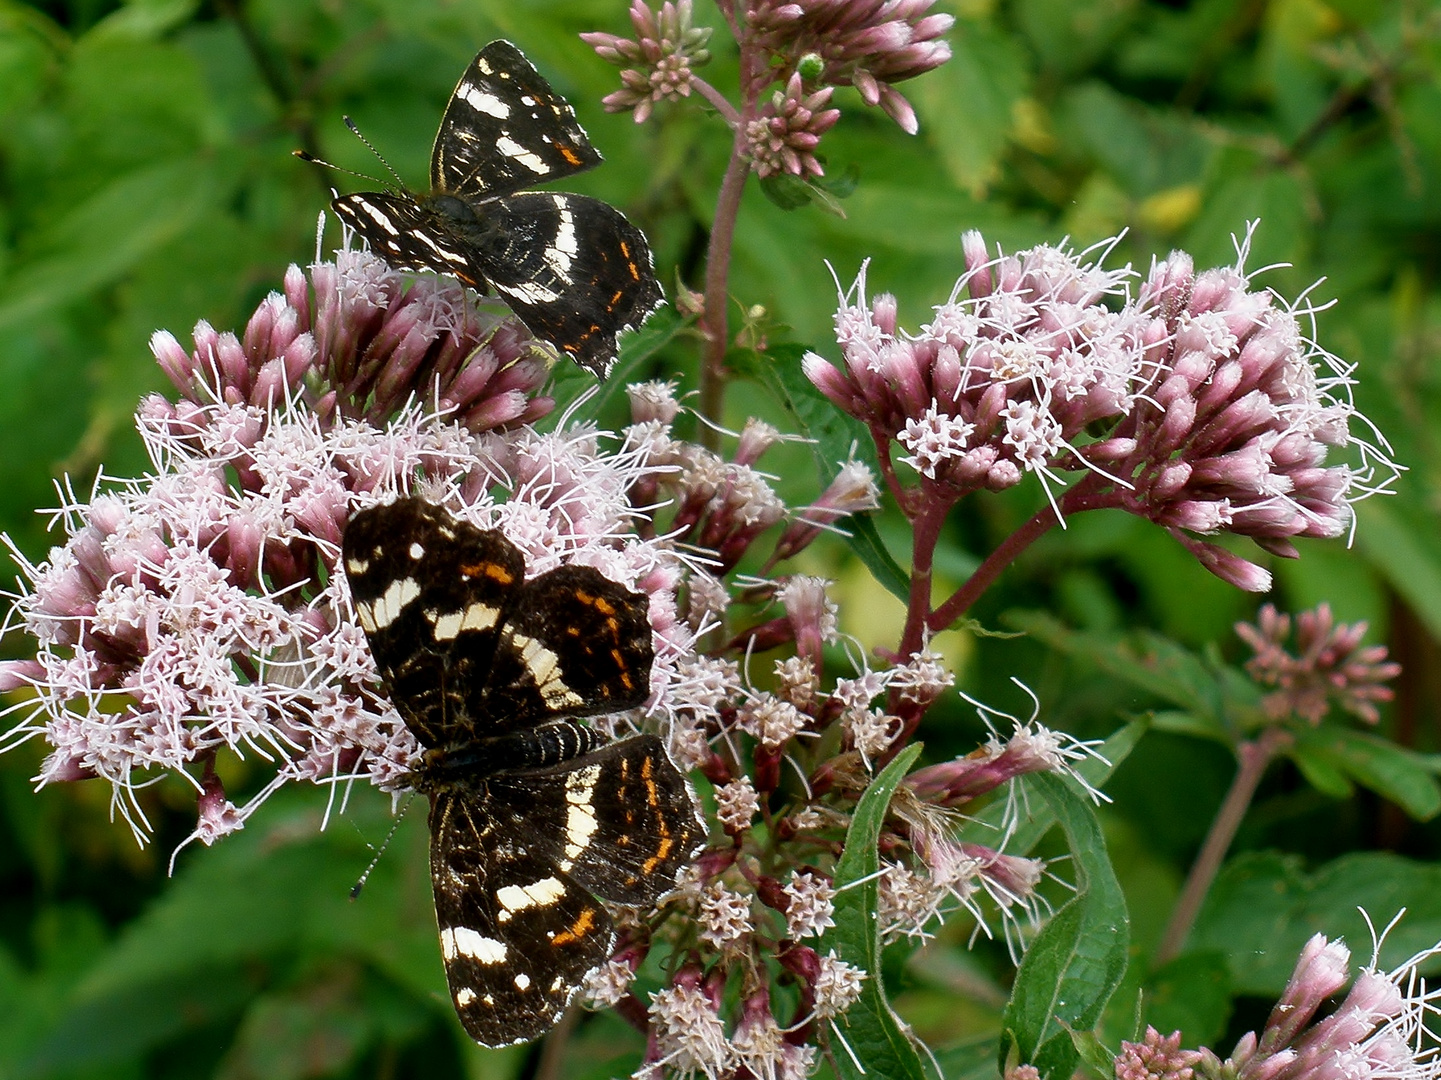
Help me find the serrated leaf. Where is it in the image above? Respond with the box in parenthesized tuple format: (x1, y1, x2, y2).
(749, 343, 910, 601)
(1000, 774, 1129, 1080)
(1290, 725, 1441, 820)
(820, 743, 934, 1080)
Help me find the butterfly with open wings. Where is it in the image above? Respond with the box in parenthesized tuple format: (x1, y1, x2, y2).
(342, 498, 704, 1047)
(326, 41, 664, 378)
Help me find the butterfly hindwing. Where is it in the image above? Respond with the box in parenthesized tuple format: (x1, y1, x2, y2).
(431, 39, 602, 199)
(430, 789, 613, 1047)
(478, 192, 664, 375)
(488, 735, 706, 907)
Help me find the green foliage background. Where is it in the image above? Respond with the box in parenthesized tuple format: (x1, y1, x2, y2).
(0, 0, 1438, 1077)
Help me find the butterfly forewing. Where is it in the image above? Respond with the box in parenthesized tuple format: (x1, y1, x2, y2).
(342, 498, 524, 746)
(431, 40, 602, 199)
(331, 193, 479, 284)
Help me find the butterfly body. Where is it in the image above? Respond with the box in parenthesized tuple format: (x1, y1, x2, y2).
(329, 41, 663, 377)
(342, 498, 703, 1047)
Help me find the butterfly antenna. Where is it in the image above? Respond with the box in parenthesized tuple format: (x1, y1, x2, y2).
(350, 791, 416, 900)
(343, 115, 408, 189)
(291, 147, 389, 188)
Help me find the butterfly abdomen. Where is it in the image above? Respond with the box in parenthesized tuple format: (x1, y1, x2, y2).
(414, 720, 610, 792)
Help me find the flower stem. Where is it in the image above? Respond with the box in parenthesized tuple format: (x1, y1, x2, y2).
(928, 504, 1058, 631)
(1154, 726, 1294, 966)
(927, 476, 1110, 630)
(899, 495, 950, 658)
(697, 137, 750, 437)
(690, 76, 742, 126)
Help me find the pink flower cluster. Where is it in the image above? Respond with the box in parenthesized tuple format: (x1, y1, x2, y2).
(582, 0, 714, 123)
(0, 253, 681, 850)
(1117, 928, 1441, 1080)
(746, 0, 954, 134)
(1236, 603, 1400, 724)
(805, 229, 1398, 591)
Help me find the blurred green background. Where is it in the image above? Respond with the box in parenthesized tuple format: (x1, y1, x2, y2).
(0, 0, 1439, 1077)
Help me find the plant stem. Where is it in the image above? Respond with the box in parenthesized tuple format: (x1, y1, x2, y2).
(927, 476, 1110, 631)
(697, 139, 750, 436)
(899, 495, 950, 658)
(928, 504, 1058, 631)
(1154, 725, 1293, 966)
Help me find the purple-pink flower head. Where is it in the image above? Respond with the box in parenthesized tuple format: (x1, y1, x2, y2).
(1115, 1027, 1205, 1080)
(583, 0, 713, 123)
(151, 249, 553, 434)
(0, 266, 700, 849)
(807, 227, 1398, 592)
(746, 0, 954, 134)
(804, 235, 1150, 499)
(744, 73, 841, 178)
(1235, 603, 1400, 725)
(1105, 234, 1400, 591)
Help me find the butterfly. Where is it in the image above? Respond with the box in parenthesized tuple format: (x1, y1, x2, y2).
(327, 40, 664, 378)
(342, 497, 704, 1046)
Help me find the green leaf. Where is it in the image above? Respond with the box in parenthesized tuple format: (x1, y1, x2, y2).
(1144, 951, 1231, 1048)
(757, 169, 855, 217)
(1003, 610, 1257, 736)
(748, 343, 910, 601)
(0, 157, 218, 332)
(1000, 774, 1130, 1080)
(1289, 725, 1441, 821)
(20, 788, 439, 1075)
(1190, 851, 1441, 995)
(820, 743, 934, 1080)
(545, 305, 687, 427)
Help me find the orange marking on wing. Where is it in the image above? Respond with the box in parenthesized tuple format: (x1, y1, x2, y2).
(614, 650, 634, 690)
(458, 561, 515, 585)
(551, 908, 598, 946)
(642, 833, 675, 875)
(559, 144, 584, 166)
